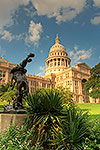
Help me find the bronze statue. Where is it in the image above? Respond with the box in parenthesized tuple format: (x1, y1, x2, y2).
(10, 53, 34, 109)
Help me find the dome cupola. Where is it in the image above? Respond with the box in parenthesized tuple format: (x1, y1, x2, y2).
(45, 34, 71, 75)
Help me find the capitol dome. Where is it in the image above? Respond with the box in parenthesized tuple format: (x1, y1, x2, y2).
(49, 34, 67, 55)
(45, 34, 71, 76)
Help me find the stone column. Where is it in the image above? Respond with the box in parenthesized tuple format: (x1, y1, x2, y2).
(67, 60, 69, 68)
(5, 70, 9, 83)
(60, 59, 62, 66)
(79, 81, 82, 95)
(79, 80, 83, 103)
(64, 59, 66, 66)
(73, 80, 75, 93)
(57, 59, 58, 66)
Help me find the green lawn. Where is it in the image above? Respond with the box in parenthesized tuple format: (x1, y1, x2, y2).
(77, 103, 100, 121)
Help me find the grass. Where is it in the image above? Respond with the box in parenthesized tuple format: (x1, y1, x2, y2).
(77, 103, 100, 121)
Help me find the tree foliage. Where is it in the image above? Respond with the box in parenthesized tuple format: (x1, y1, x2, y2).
(84, 63, 100, 99)
(0, 82, 17, 102)
(0, 82, 10, 96)
(54, 86, 73, 103)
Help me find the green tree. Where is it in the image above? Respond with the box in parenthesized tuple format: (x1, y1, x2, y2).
(55, 86, 73, 104)
(84, 63, 100, 99)
(0, 82, 17, 103)
(0, 82, 10, 96)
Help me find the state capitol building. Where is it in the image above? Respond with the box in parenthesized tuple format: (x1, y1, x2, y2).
(0, 35, 99, 103)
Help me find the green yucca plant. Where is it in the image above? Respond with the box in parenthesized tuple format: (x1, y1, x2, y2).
(26, 88, 63, 115)
(50, 108, 90, 150)
(25, 88, 64, 148)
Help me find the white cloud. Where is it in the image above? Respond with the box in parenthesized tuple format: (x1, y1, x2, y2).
(40, 66, 45, 71)
(93, 0, 100, 7)
(69, 51, 74, 57)
(46, 35, 50, 39)
(69, 47, 92, 62)
(0, 0, 29, 29)
(74, 45, 78, 51)
(1, 30, 14, 42)
(0, 29, 24, 42)
(40, 50, 43, 54)
(91, 16, 100, 25)
(90, 1, 100, 25)
(31, 0, 86, 23)
(0, 0, 87, 31)
(16, 33, 24, 41)
(24, 7, 36, 18)
(37, 66, 46, 76)
(25, 20, 43, 46)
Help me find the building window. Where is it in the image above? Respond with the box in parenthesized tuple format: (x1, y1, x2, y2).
(33, 81, 37, 87)
(50, 63, 53, 67)
(31, 88, 32, 93)
(36, 82, 39, 87)
(58, 58, 60, 66)
(47, 84, 50, 88)
(42, 83, 46, 88)
(60, 83, 63, 86)
(75, 81, 78, 87)
(60, 76, 63, 80)
(56, 77, 59, 81)
(66, 73, 69, 78)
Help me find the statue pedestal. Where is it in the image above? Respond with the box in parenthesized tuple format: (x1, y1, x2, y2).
(0, 113, 27, 132)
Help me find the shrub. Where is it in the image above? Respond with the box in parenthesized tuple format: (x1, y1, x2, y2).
(25, 88, 64, 148)
(50, 107, 91, 150)
(82, 119, 100, 150)
(0, 119, 43, 150)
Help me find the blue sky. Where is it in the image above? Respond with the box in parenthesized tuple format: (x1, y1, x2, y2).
(0, 0, 100, 76)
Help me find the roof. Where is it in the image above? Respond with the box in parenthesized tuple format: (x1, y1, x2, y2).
(49, 34, 67, 54)
(75, 62, 91, 70)
(0, 57, 16, 66)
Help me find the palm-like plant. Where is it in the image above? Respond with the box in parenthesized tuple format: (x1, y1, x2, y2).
(51, 108, 90, 150)
(25, 88, 64, 148)
(0, 82, 10, 96)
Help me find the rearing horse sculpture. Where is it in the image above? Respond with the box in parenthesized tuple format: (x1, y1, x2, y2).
(10, 53, 34, 109)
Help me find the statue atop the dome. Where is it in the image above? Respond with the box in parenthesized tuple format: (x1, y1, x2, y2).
(55, 34, 60, 43)
(9, 53, 35, 110)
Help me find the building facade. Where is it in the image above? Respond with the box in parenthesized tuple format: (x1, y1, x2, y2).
(0, 35, 99, 103)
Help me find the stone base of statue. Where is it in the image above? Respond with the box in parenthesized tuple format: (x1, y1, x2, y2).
(3, 104, 27, 114)
(0, 113, 27, 131)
